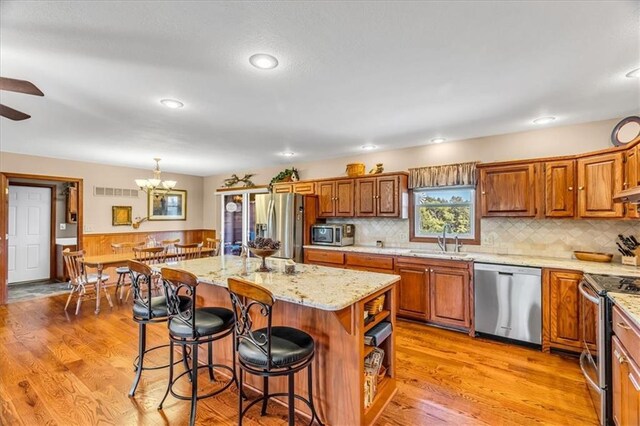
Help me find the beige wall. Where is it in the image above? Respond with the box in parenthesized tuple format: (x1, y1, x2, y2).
(203, 118, 621, 229)
(0, 153, 204, 234)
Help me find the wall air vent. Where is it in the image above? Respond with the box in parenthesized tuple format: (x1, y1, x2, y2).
(93, 186, 139, 198)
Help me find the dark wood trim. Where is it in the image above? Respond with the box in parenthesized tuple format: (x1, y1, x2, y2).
(8, 182, 57, 281)
(0, 172, 83, 305)
(409, 189, 481, 245)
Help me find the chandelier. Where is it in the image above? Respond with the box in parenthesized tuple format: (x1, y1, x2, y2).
(135, 158, 177, 197)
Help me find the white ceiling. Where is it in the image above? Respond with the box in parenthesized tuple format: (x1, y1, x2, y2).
(1, 1, 639, 176)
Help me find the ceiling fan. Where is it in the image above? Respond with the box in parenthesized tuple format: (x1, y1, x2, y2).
(0, 77, 44, 121)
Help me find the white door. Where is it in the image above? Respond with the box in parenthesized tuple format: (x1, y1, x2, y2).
(8, 186, 51, 283)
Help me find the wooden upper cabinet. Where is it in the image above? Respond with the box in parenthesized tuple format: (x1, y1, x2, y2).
(292, 182, 316, 195)
(544, 160, 576, 217)
(625, 147, 640, 218)
(429, 266, 470, 329)
(67, 184, 78, 223)
(355, 175, 406, 218)
(480, 163, 537, 217)
(317, 179, 354, 217)
(273, 183, 293, 193)
(577, 152, 624, 218)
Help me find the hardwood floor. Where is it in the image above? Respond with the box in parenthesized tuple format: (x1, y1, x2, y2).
(0, 293, 597, 425)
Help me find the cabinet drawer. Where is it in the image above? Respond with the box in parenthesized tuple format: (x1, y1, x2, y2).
(613, 306, 640, 365)
(305, 249, 345, 265)
(345, 253, 394, 270)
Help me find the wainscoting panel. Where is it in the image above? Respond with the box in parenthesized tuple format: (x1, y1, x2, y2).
(82, 229, 216, 256)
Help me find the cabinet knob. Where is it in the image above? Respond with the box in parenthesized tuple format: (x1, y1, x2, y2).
(578, 186, 584, 191)
(624, 182, 628, 189)
(568, 187, 573, 191)
(614, 349, 627, 364)
(481, 191, 486, 195)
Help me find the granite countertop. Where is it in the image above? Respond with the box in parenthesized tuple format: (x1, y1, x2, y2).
(608, 293, 640, 330)
(157, 255, 399, 312)
(303, 245, 640, 277)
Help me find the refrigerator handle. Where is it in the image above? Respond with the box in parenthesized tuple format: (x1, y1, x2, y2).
(267, 198, 275, 238)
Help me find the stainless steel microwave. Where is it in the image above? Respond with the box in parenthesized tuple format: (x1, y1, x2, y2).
(311, 224, 355, 246)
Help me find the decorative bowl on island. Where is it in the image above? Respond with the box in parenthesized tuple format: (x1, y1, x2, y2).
(248, 238, 281, 272)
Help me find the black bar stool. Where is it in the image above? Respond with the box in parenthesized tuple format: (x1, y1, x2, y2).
(228, 277, 324, 426)
(127, 260, 191, 397)
(158, 267, 237, 426)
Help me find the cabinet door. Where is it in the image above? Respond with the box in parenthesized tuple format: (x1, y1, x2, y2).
(67, 185, 78, 223)
(292, 182, 316, 195)
(577, 152, 624, 218)
(377, 175, 400, 217)
(429, 266, 470, 329)
(548, 270, 583, 350)
(544, 160, 575, 217)
(612, 336, 640, 426)
(396, 266, 429, 321)
(317, 181, 335, 217)
(355, 177, 376, 217)
(480, 164, 537, 217)
(625, 148, 640, 218)
(335, 179, 354, 217)
(273, 183, 293, 193)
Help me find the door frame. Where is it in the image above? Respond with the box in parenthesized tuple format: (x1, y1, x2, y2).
(0, 173, 83, 305)
(8, 182, 57, 282)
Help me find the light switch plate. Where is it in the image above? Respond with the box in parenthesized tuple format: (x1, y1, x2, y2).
(59, 223, 66, 230)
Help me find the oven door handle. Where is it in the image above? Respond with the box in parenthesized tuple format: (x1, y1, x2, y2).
(578, 281, 600, 305)
(579, 351, 602, 393)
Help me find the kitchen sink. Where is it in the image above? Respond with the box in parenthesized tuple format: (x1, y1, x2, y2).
(408, 250, 469, 258)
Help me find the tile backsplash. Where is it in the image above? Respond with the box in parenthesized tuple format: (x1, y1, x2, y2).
(328, 217, 639, 260)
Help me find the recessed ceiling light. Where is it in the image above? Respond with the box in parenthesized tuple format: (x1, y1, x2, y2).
(533, 116, 556, 125)
(361, 144, 377, 151)
(626, 68, 640, 78)
(249, 53, 279, 70)
(160, 99, 184, 109)
(431, 138, 446, 144)
(280, 151, 295, 157)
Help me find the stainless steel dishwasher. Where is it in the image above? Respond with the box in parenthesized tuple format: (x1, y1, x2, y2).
(474, 263, 542, 345)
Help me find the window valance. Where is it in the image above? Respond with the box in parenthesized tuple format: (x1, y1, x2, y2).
(408, 162, 479, 189)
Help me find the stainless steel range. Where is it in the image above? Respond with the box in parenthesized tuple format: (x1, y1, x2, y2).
(580, 274, 640, 426)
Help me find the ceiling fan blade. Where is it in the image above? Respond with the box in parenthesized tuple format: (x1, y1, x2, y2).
(0, 104, 31, 121)
(0, 77, 44, 96)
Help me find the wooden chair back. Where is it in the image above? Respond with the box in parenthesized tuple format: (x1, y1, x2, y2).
(227, 277, 276, 369)
(162, 238, 180, 261)
(63, 248, 87, 286)
(175, 243, 203, 260)
(205, 238, 221, 256)
(111, 241, 144, 254)
(133, 246, 166, 264)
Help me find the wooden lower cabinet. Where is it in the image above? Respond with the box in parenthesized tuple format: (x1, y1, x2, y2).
(396, 266, 430, 321)
(611, 306, 640, 426)
(429, 266, 471, 329)
(543, 269, 596, 353)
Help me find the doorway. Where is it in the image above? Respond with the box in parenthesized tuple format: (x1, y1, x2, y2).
(0, 173, 83, 305)
(217, 187, 268, 256)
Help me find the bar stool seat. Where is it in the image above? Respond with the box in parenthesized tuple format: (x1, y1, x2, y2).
(168, 307, 234, 338)
(238, 326, 314, 368)
(115, 266, 130, 274)
(133, 295, 190, 319)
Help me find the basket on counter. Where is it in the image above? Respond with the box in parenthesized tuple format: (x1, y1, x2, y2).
(364, 294, 385, 315)
(346, 163, 366, 177)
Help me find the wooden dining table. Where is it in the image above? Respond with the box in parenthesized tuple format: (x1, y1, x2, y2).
(82, 247, 215, 314)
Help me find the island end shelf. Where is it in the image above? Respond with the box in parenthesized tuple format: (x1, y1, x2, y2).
(159, 256, 398, 425)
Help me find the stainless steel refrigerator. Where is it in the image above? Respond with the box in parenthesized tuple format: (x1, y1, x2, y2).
(253, 193, 304, 262)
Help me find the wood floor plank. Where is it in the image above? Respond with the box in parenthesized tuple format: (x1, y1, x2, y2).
(0, 293, 598, 425)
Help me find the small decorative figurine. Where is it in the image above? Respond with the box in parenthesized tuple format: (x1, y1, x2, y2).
(369, 163, 384, 174)
(223, 173, 256, 188)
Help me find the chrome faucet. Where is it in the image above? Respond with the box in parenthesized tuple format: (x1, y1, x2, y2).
(437, 224, 452, 252)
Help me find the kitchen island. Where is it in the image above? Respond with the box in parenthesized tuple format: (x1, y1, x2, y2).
(159, 255, 399, 426)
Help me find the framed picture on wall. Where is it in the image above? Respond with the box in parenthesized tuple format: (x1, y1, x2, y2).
(112, 205, 132, 226)
(148, 189, 187, 221)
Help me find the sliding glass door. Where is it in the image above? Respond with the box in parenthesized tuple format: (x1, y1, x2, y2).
(218, 189, 266, 256)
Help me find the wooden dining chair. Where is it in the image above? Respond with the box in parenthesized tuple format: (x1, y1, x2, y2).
(162, 238, 180, 262)
(111, 241, 145, 301)
(205, 238, 221, 256)
(133, 246, 167, 294)
(63, 249, 112, 315)
(175, 243, 203, 260)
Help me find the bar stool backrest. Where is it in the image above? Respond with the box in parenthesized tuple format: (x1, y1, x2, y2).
(161, 267, 198, 338)
(175, 243, 203, 260)
(133, 246, 166, 264)
(63, 248, 87, 286)
(227, 277, 276, 370)
(128, 260, 155, 319)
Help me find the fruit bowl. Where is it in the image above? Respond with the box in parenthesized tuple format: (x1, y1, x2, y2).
(249, 248, 279, 272)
